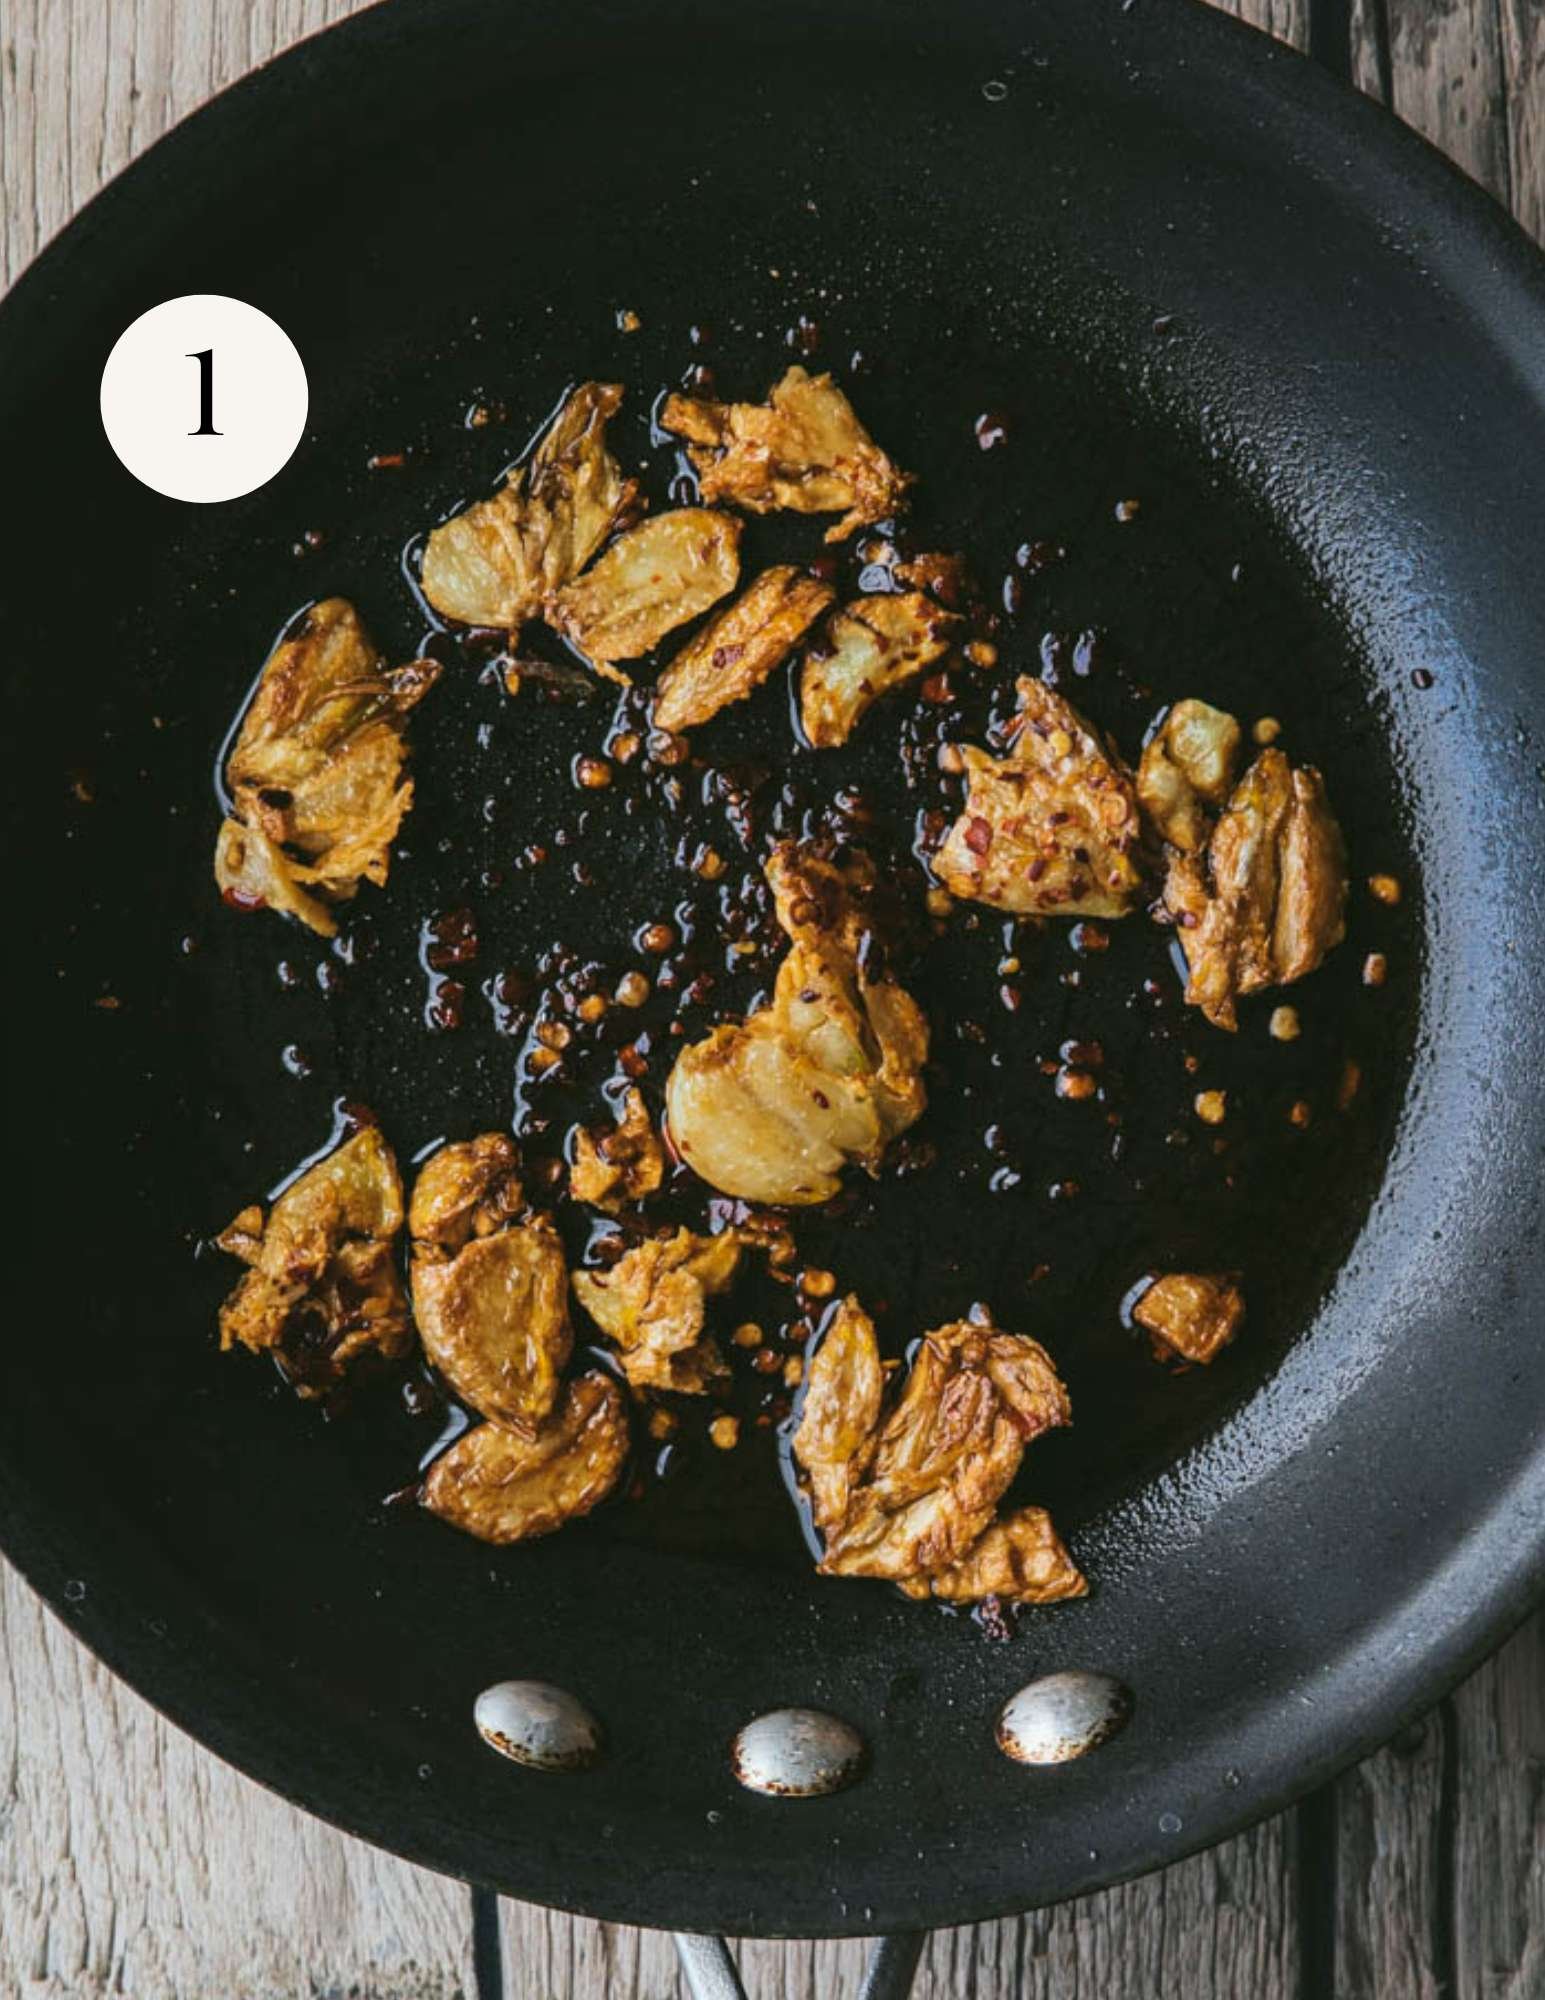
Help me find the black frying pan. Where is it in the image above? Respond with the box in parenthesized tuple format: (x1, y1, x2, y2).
(3, 0, 1544, 1974)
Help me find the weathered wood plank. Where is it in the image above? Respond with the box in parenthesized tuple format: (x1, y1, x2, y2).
(1383, 0, 1514, 204)
(1498, 0, 1545, 242)
(1352, 0, 1545, 246)
(0, 0, 375, 289)
(1211, 0, 1314, 52)
(1326, 1614, 1545, 2000)
(498, 1819, 1299, 1999)
(1454, 1614, 1545, 2000)
(1351, 0, 1396, 100)
(0, 1566, 476, 2000)
(1331, 1704, 1451, 1999)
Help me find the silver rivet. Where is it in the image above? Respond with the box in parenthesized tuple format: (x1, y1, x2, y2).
(732, 1707, 866, 1798)
(996, 1671, 1132, 1765)
(473, 1680, 603, 1772)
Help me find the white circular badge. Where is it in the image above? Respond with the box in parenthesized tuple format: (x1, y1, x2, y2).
(100, 294, 308, 503)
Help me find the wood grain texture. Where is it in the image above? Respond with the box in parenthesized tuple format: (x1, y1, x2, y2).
(1499, 0, 1545, 242)
(1384, 0, 1514, 203)
(0, 1567, 475, 2000)
(0, 2, 1541, 1998)
(1213, 0, 1314, 51)
(1454, 1616, 1545, 2000)
(1331, 1704, 1452, 2000)
(500, 1818, 1299, 2000)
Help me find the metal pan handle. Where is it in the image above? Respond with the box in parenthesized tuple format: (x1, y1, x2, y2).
(674, 1929, 924, 2000)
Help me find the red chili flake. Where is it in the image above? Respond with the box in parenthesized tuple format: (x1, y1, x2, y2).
(367, 450, 407, 470)
(221, 886, 266, 911)
(427, 979, 465, 1031)
(964, 816, 994, 856)
(619, 1042, 649, 1079)
(1026, 857, 1049, 882)
(975, 410, 1010, 450)
(919, 673, 953, 705)
(424, 906, 479, 970)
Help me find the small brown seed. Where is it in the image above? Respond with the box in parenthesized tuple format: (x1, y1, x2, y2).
(709, 1415, 740, 1451)
(1368, 873, 1402, 906)
(1269, 1005, 1301, 1042)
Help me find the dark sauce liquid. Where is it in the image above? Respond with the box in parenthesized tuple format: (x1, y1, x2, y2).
(196, 317, 1421, 1586)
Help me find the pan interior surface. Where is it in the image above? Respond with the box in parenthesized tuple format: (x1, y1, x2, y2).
(2, 0, 1544, 1935)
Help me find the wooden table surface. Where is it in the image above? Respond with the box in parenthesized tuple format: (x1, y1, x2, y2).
(2, 2, 1541, 1995)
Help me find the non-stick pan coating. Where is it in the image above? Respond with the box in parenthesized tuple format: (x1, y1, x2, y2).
(2, 0, 1543, 1936)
